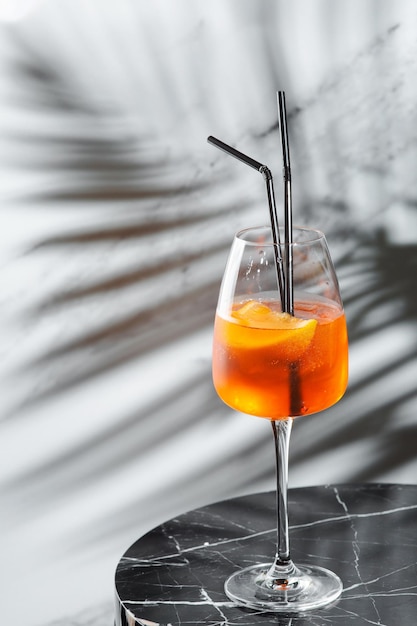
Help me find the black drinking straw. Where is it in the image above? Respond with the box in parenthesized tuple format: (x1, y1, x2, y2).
(207, 135, 285, 309)
(277, 91, 294, 315)
(277, 92, 302, 415)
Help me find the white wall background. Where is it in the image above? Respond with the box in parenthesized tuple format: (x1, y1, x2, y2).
(1, 1, 417, 624)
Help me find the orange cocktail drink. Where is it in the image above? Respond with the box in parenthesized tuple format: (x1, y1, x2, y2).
(213, 296, 348, 420)
(211, 225, 348, 611)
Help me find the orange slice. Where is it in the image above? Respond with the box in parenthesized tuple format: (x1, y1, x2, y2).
(228, 300, 317, 357)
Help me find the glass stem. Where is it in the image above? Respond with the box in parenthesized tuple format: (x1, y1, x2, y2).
(272, 418, 293, 567)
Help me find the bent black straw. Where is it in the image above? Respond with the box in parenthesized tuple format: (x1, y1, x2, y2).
(207, 135, 263, 171)
(207, 135, 285, 307)
(277, 91, 294, 315)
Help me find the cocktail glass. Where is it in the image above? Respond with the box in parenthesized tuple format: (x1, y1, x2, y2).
(212, 225, 348, 612)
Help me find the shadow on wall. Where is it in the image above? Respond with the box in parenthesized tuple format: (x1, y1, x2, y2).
(1, 5, 417, 626)
(1, 0, 417, 571)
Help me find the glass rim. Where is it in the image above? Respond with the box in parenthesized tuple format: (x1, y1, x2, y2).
(236, 225, 325, 246)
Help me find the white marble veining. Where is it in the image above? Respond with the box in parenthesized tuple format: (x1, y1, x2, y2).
(115, 485, 417, 625)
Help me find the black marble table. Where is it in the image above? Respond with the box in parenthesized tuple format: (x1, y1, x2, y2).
(114, 484, 417, 625)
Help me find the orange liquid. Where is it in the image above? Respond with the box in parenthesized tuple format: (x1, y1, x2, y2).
(212, 299, 348, 420)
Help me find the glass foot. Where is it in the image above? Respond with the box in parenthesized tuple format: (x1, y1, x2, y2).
(225, 561, 342, 612)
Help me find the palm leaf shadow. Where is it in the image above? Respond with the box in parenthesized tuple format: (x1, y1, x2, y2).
(3, 39, 282, 547)
(4, 47, 247, 418)
(4, 23, 417, 550)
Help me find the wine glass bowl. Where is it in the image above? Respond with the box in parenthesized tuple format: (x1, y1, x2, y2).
(212, 225, 348, 612)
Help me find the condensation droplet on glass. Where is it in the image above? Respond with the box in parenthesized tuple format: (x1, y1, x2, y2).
(259, 249, 265, 261)
(245, 259, 254, 277)
(258, 249, 268, 271)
